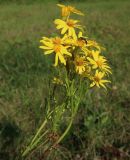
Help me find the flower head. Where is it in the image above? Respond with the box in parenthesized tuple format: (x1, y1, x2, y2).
(57, 4, 84, 17)
(90, 70, 111, 89)
(40, 37, 71, 66)
(87, 40, 104, 52)
(87, 50, 112, 74)
(54, 19, 82, 39)
(62, 32, 88, 54)
(74, 56, 87, 74)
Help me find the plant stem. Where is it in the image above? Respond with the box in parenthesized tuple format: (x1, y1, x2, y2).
(50, 108, 77, 151)
(56, 116, 73, 145)
(22, 119, 47, 157)
(31, 119, 47, 145)
(22, 132, 48, 157)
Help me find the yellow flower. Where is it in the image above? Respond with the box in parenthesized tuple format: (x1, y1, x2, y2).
(76, 38, 87, 47)
(82, 66, 91, 78)
(40, 37, 71, 66)
(74, 56, 87, 74)
(75, 32, 89, 55)
(63, 32, 88, 54)
(57, 4, 84, 17)
(62, 34, 76, 46)
(87, 50, 111, 74)
(90, 70, 111, 89)
(75, 32, 86, 46)
(54, 19, 82, 39)
(87, 40, 104, 52)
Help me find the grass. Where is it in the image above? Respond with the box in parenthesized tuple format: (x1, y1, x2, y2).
(0, 0, 130, 159)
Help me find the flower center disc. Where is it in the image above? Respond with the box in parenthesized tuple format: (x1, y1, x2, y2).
(76, 60, 84, 66)
(54, 45, 61, 52)
(53, 38, 62, 52)
(94, 76, 100, 82)
(53, 38, 61, 45)
(67, 20, 75, 27)
(96, 60, 102, 67)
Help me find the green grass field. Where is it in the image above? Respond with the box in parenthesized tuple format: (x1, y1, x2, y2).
(0, 0, 130, 159)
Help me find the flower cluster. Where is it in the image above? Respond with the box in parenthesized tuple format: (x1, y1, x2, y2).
(40, 4, 111, 89)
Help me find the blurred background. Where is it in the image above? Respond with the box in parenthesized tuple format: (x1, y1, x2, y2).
(0, 0, 130, 159)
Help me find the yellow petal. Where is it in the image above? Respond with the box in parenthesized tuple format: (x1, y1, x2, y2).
(54, 19, 65, 25)
(87, 57, 96, 65)
(78, 31, 83, 38)
(42, 41, 53, 48)
(44, 50, 53, 54)
(90, 82, 95, 88)
(54, 53, 58, 66)
(61, 27, 68, 34)
(57, 4, 65, 8)
(100, 80, 111, 83)
(99, 83, 107, 90)
(57, 52, 66, 65)
(56, 25, 63, 29)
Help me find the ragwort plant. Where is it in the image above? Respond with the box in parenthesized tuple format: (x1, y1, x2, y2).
(22, 4, 112, 158)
